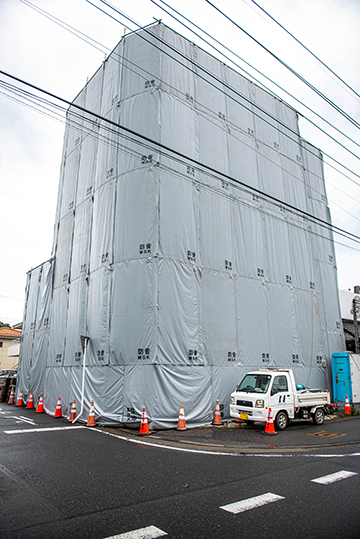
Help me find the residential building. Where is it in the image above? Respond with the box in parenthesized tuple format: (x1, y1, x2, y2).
(0, 327, 21, 370)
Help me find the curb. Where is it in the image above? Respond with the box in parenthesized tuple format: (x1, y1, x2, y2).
(98, 419, 360, 454)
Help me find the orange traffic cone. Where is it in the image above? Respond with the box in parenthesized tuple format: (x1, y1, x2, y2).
(16, 390, 24, 406)
(69, 400, 77, 422)
(7, 387, 15, 405)
(54, 397, 62, 418)
(213, 400, 223, 426)
(139, 407, 150, 435)
(262, 408, 278, 436)
(26, 392, 34, 409)
(36, 394, 44, 413)
(87, 401, 96, 427)
(176, 405, 187, 431)
(344, 395, 351, 414)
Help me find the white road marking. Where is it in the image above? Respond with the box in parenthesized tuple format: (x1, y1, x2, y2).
(18, 416, 37, 424)
(221, 492, 285, 514)
(311, 470, 358, 484)
(1, 411, 36, 425)
(10, 416, 36, 425)
(5, 426, 86, 434)
(2, 409, 358, 459)
(103, 525, 167, 538)
(91, 428, 360, 459)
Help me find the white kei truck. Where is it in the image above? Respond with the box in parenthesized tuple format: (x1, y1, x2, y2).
(229, 368, 331, 430)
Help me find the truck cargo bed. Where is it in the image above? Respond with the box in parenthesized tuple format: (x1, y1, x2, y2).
(295, 390, 330, 407)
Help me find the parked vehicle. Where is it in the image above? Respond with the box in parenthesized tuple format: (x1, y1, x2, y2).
(229, 368, 330, 430)
(0, 369, 17, 381)
(0, 370, 17, 403)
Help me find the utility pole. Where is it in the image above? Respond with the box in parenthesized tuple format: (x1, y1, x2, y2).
(351, 297, 360, 354)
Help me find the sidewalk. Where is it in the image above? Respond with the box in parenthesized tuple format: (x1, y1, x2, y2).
(104, 416, 360, 453)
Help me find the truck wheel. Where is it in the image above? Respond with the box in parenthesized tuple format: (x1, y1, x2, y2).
(275, 411, 288, 430)
(313, 408, 325, 425)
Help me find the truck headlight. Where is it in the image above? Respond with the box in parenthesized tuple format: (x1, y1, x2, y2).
(255, 399, 264, 408)
(230, 396, 235, 405)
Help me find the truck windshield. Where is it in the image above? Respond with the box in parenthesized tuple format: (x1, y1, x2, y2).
(237, 374, 271, 394)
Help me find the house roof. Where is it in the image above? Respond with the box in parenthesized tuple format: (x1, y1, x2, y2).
(343, 319, 354, 336)
(0, 327, 22, 339)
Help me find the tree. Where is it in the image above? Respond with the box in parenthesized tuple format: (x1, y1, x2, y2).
(0, 321, 11, 328)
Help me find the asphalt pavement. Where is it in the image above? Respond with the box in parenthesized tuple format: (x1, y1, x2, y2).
(1, 403, 360, 539)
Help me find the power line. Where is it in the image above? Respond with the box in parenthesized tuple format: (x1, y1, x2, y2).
(1, 69, 359, 248)
(39, 99, 360, 254)
(152, 0, 360, 156)
(206, 0, 360, 130)
(2, 74, 360, 257)
(248, 0, 360, 102)
(21, 0, 360, 188)
(5, 75, 358, 226)
(13, 2, 360, 221)
(6, 3, 360, 212)
(90, 0, 360, 186)
(19, 0, 110, 55)
(22, 0, 360, 216)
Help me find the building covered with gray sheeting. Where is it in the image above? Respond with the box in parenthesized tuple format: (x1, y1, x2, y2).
(17, 22, 344, 428)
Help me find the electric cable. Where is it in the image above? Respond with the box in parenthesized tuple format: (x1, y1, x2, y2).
(1, 68, 359, 248)
(248, 0, 360, 102)
(205, 0, 360, 130)
(11, 5, 360, 213)
(26, 0, 360, 161)
(6, 74, 358, 222)
(90, 0, 360, 185)
(7, 6, 360, 228)
(16, 1, 360, 217)
(19, 0, 110, 55)
(3, 11, 360, 215)
(152, 0, 360, 155)
(21, 0, 360, 188)
(57, 109, 360, 255)
(2, 77, 359, 256)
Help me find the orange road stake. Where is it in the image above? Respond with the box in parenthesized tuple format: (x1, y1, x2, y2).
(69, 400, 77, 422)
(54, 397, 62, 418)
(262, 407, 278, 436)
(7, 387, 15, 405)
(36, 394, 44, 413)
(213, 400, 223, 426)
(344, 395, 351, 414)
(139, 407, 150, 435)
(26, 392, 34, 409)
(176, 404, 187, 431)
(87, 401, 96, 427)
(16, 390, 24, 406)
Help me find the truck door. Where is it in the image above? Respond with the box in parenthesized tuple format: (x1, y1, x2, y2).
(269, 375, 294, 419)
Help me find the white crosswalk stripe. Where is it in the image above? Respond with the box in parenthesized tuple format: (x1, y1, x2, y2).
(311, 470, 358, 484)
(103, 526, 167, 539)
(220, 492, 285, 514)
(5, 426, 86, 434)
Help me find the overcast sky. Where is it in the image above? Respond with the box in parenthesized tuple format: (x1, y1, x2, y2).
(0, 0, 359, 324)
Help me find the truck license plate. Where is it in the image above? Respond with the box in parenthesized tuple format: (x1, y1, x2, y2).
(240, 413, 248, 420)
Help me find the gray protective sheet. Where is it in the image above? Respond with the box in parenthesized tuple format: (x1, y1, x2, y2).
(17, 23, 344, 427)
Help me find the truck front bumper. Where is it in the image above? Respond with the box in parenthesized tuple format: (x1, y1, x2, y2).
(230, 405, 267, 422)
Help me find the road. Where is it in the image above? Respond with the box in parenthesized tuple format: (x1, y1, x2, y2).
(1, 403, 360, 539)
